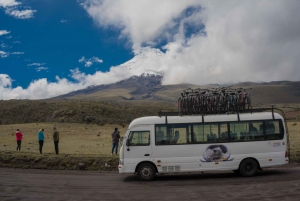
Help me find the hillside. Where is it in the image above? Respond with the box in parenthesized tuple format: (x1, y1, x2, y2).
(1, 75, 300, 125)
(53, 75, 300, 106)
(0, 99, 176, 125)
(52, 75, 197, 102)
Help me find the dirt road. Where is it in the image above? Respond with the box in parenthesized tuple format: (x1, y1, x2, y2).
(1, 165, 300, 201)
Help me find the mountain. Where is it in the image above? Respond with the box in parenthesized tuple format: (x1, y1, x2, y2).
(53, 74, 167, 101)
(52, 75, 300, 106)
(1, 75, 299, 125)
(119, 49, 165, 74)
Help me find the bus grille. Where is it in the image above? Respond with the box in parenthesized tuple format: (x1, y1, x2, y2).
(162, 165, 180, 172)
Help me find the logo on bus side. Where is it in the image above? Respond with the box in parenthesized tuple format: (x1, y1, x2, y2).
(201, 145, 234, 162)
(267, 142, 281, 147)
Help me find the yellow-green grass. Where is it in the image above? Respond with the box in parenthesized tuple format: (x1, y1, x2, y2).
(287, 121, 300, 162)
(0, 123, 127, 156)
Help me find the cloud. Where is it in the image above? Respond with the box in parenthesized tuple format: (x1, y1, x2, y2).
(0, 66, 132, 99)
(0, 30, 10, 36)
(0, 0, 20, 7)
(35, 67, 48, 72)
(1, 43, 8, 48)
(0, 0, 36, 19)
(78, 56, 85, 63)
(0, 51, 9, 58)
(1, 1, 300, 100)
(0, 50, 23, 57)
(80, 0, 200, 52)
(81, 0, 300, 85)
(11, 52, 24, 54)
(27, 63, 46, 66)
(60, 19, 68, 23)
(5, 8, 36, 19)
(78, 56, 103, 67)
(69, 67, 129, 86)
(0, 74, 12, 87)
(0, 74, 87, 100)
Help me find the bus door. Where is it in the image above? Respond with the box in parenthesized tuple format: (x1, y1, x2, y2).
(152, 124, 199, 172)
(124, 126, 152, 171)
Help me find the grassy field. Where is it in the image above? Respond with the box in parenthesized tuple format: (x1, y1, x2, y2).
(0, 121, 299, 171)
(286, 121, 300, 162)
(0, 122, 127, 155)
(0, 123, 125, 171)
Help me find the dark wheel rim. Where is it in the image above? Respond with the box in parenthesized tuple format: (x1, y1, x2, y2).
(245, 163, 254, 173)
(141, 166, 153, 179)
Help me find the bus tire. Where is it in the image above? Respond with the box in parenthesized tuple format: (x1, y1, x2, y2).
(239, 159, 258, 177)
(137, 163, 156, 181)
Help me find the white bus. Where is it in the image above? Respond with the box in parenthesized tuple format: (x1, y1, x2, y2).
(118, 111, 289, 181)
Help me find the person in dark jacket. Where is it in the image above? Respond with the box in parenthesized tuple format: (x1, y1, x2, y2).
(52, 127, 59, 154)
(111, 128, 120, 155)
(37, 129, 45, 154)
(15, 129, 23, 151)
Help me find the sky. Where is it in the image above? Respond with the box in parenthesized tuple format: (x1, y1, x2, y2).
(1, 0, 300, 100)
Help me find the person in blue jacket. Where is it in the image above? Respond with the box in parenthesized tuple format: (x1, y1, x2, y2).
(38, 129, 45, 154)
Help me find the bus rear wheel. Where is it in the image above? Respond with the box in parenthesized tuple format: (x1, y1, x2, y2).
(137, 163, 156, 181)
(239, 159, 258, 177)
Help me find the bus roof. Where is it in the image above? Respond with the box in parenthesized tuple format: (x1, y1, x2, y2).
(128, 112, 284, 129)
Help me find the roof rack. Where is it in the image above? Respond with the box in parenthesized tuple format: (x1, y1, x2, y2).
(157, 105, 284, 120)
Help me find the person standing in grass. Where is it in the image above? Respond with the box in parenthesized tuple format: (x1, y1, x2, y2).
(15, 129, 23, 151)
(52, 127, 59, 154)
(111, 128, 120, 155)
(37, 129, 45, 154)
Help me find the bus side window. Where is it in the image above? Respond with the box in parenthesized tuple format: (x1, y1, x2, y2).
(207, 134, 211, 142)
(230, 121, 262, 142)
(259, 124, 263, 134)
(219, 131, 228, 142)
(207, 133, 216, 142)
(155, 126, 165, 145)
(172, 130, 179, 144)
(193, 133, 197, 142)
(248, 123, 258, 140)
(230, 131, 237, 141)
(156, 125, 191, 145)
(128, 131, 150, 146)
(266, 122, 275, 134)
(265, 121, 281, 140)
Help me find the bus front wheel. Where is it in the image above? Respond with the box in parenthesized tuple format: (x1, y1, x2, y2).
(137, 163, 156, 181)
(239, 159, 258, 177)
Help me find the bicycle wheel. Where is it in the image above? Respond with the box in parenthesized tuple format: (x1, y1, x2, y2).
(246, 95, 251, 110)
(183, 98, 188, 115)
(177, 97, 181, 113)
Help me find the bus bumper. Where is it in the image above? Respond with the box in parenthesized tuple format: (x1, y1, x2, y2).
(118, 165, 124, 173)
